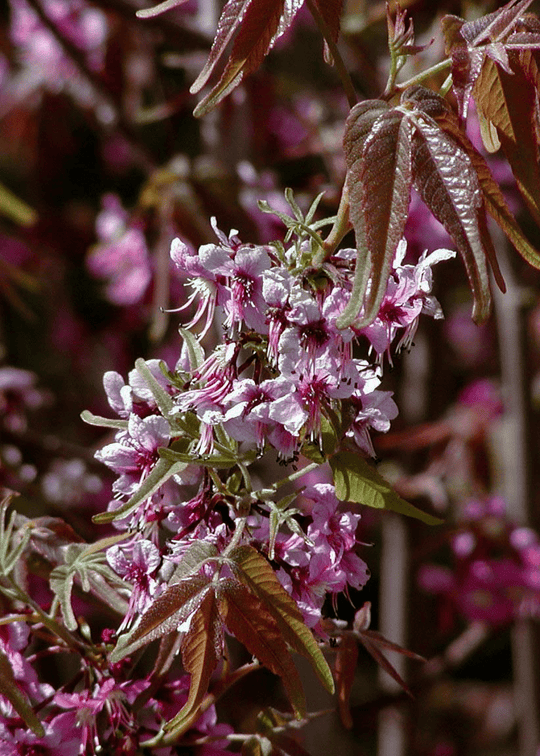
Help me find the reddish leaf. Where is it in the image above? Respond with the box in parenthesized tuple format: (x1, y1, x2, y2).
(193, 0, 286, 116)
(110, 575, 211, 662)
(474, 56, 540, 224)
(230, 545, 334, 693)
(218, 578, 306, 718)
(190, 0, 253, 93)
(334, 634, 358, 729)
(358, 633, 414, 697)
(165, 588, 223, 733)
(338, 99, 389, 328)
(409, 108, 491, 323)
(358, 108, 413, 325)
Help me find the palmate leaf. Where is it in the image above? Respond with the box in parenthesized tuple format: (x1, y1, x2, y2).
(330, 451, 442, 525)
(218, 578, 307, 719)
(230, 545, 334, 694)
(110, 575, 211, 662)
(164, 588, 223, 734)
(473, 56, 540, 224)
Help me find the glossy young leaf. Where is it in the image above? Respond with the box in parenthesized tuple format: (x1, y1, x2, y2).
(330, 451, 443, 525)
(230, 545, 334, 693)
(358, 108, 413, 325)
(338, 99, 389, 328)
(409, 108, 491, 323)
(164, 588, 223, 733)
(218, 578, 307, 718)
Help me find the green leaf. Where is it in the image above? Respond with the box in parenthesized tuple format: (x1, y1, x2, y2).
(0, 649, 44, 737)
(218, 578, 306, 719)
(93, 456, 187, 524)
(230, 545, 334, 694)
(179, 327, 206, 371)
(110, 576, 212, 663)
(135, 358, 174, 417)
(330, 452, 443, 525)
(80, 410, 128, 430)
(165, 588, 222, 734)
(170, 541, 219, 583)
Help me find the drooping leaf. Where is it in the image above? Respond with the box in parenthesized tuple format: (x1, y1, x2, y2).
(357, 108, 413, 326)
(474, 56, 540, 224)
(358, 633, 414, 697)
(93, 456, 187, 524)
(165, 588, 223, 733)
(193, 0, 286, 117)
(0, 649, 44, 737)
(80, 410, 128, 430)
(338, 100, 389, 328)
(407, 103, 491, 323)
(218, 578, 307, 718)
(334, 633, 358, 729)
(50, 544, 128, 631)
(330, 451, 443, 525)
(230, 545, 334, 693)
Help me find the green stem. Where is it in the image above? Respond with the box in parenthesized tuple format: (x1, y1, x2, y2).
(395, 58, 452, 92)
(272, 462, 321, 491)
(1, 578, 85, 653)
(317, 185, 351, 263)
(305, 0, 357, 109)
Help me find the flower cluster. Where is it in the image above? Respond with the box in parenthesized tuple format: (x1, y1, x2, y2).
(93, 213, 453, 630)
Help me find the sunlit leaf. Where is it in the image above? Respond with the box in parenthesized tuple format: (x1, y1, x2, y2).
(218, 578, 307, 718)
(110, 576, 211, 662)
(407, 101, 491, 323)
(357, 108, 413, 325)
(230, 545, 334, 693)
(330, 451, 443, 525)
(93, 457, 187, 524)
(164, 588, 222, 733)
(193, 0, 286, 117)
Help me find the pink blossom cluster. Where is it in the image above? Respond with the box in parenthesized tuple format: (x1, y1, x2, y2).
(94, 219, 453, 631)
(0, 617, 231, 755)
(418, 497, 540, 627)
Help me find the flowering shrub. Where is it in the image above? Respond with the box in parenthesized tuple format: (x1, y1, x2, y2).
(2, 0, 540, 753)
